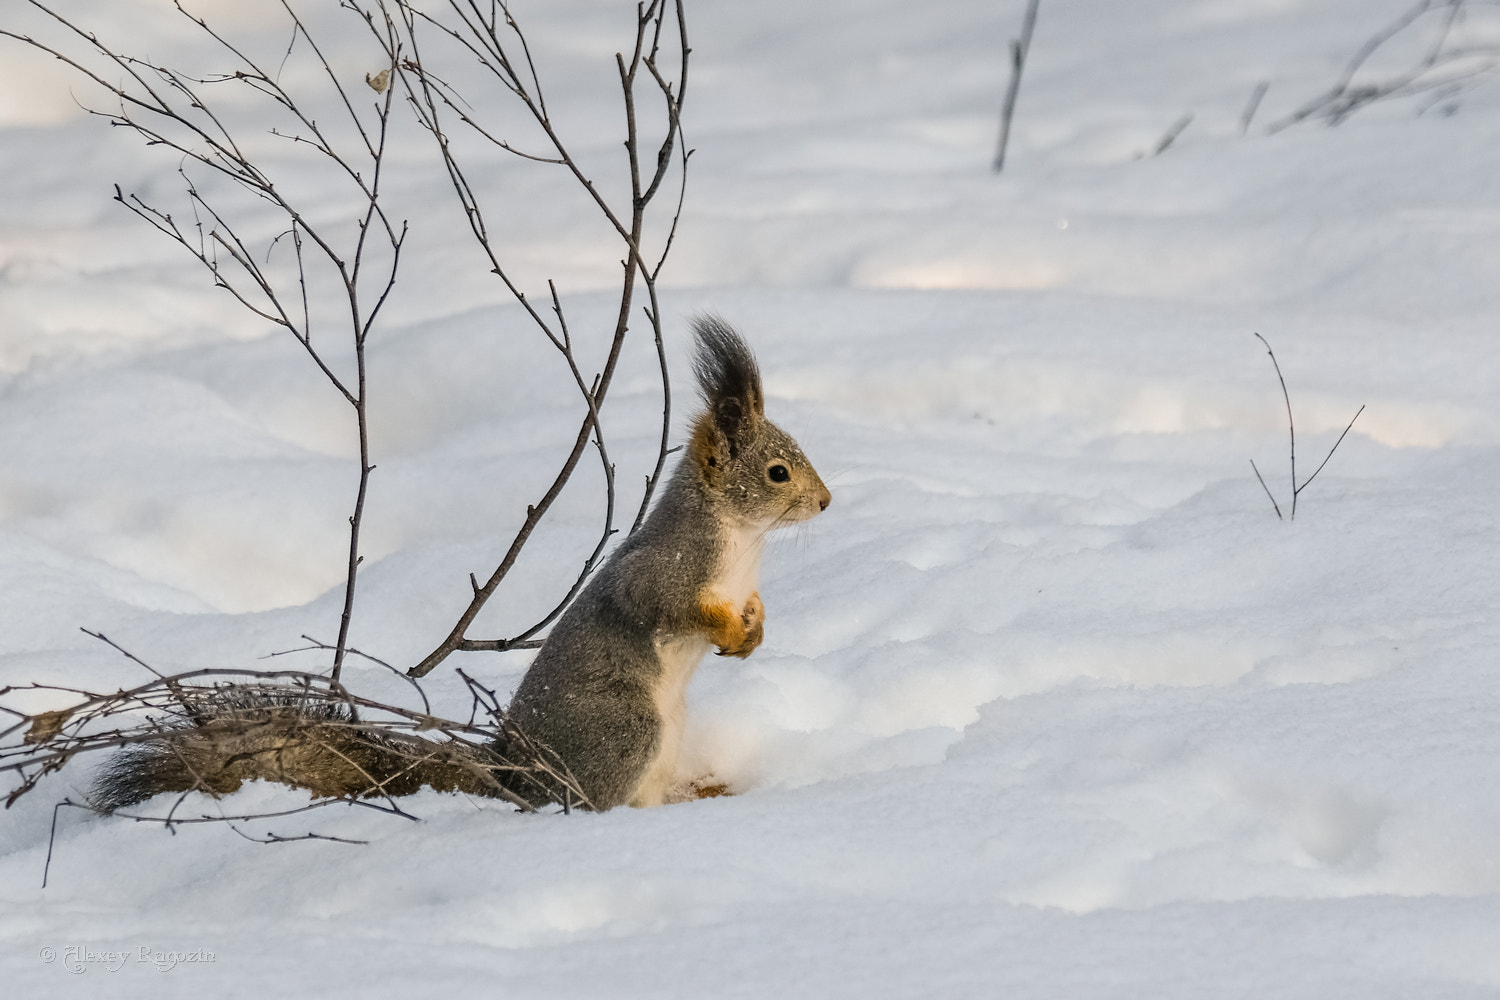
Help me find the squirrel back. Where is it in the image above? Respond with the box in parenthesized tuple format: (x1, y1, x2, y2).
(91, 316, 830, 813)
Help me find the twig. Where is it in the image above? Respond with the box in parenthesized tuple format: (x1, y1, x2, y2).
(1250, 333, 1365, 520)
(1249, 459, 1284, 521)
(79, 628, 166, 679)
(1267, 0, 1487, 131)
(230, 827, 370, 846)
(43, 799, 85, 888)
(1297, 404, 1366, 498)
(263, 635, 432, 716)
(1415, 82, 1464, 115)
(993, 0, 1041, 173)
(1152, 112, 1193, 156)
(1239, 81, 1268, 134)
(1255, 331, 1297, 513)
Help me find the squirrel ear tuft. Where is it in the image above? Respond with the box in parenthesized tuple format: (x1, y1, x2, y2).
(689, 314, 763, 472)
(691, 314, 764, 420)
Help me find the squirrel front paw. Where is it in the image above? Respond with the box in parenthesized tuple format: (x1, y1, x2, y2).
(731, 592, 765, 658)
(705, 592, 764, 659)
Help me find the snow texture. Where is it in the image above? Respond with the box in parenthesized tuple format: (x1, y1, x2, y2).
(4, 0, 1500, 996)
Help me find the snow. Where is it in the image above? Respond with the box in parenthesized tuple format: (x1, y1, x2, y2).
(5, 0, 1500, 995)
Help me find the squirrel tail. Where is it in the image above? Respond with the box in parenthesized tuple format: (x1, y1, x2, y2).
(90, 691, 541, 812)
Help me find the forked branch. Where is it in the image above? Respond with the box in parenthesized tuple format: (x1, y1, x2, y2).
(1250, 333, 1365, 520)
(399, 0, 692, 677)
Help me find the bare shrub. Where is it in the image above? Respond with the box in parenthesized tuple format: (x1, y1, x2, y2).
(0, 0, 691, 842)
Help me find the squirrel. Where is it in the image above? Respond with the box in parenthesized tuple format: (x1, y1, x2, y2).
(91, 315, 831, 813)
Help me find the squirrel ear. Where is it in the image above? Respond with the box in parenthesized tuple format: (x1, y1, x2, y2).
(714, 395, 750, 464)
(690, 314, 764, 474)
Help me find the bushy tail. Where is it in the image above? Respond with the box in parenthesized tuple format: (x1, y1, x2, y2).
(90, 691, 562, 812)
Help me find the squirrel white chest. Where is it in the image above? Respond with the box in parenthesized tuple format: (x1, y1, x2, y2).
(713, 520, 765, 608)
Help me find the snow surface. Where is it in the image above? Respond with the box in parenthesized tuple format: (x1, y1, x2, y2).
(4, 0, 1500, 996)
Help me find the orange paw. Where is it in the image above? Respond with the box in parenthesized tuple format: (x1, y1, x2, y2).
(691, 780, 733, 800)
(701, 592, 765, 658)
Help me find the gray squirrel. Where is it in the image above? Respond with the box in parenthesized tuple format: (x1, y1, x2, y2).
(93, 315, 830, 812)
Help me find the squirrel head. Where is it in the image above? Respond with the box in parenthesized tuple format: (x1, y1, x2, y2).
(687, 315, 831, 527)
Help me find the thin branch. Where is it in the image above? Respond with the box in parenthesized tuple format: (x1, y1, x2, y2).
(1296, 404, 1366, 499)
(1268, 0, 1487, 131)
(993, 0, 1041, 172)
(43, 799, 81, 887)
(1240, 81, 1269, 134)
(1254, 332, 1297, 516)
(79, 628, 166, 679)
(632, 303, 675, 533)
(1249, 459, 1284, 520)
(229, 827, 370, 846)
(1151, 112, 1193, 156)
(263, 635, 433, 716)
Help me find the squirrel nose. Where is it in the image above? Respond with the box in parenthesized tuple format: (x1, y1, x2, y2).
(818, 486, 831, 511)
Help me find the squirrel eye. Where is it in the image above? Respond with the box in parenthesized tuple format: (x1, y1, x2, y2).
(768, 464, 790, 483)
